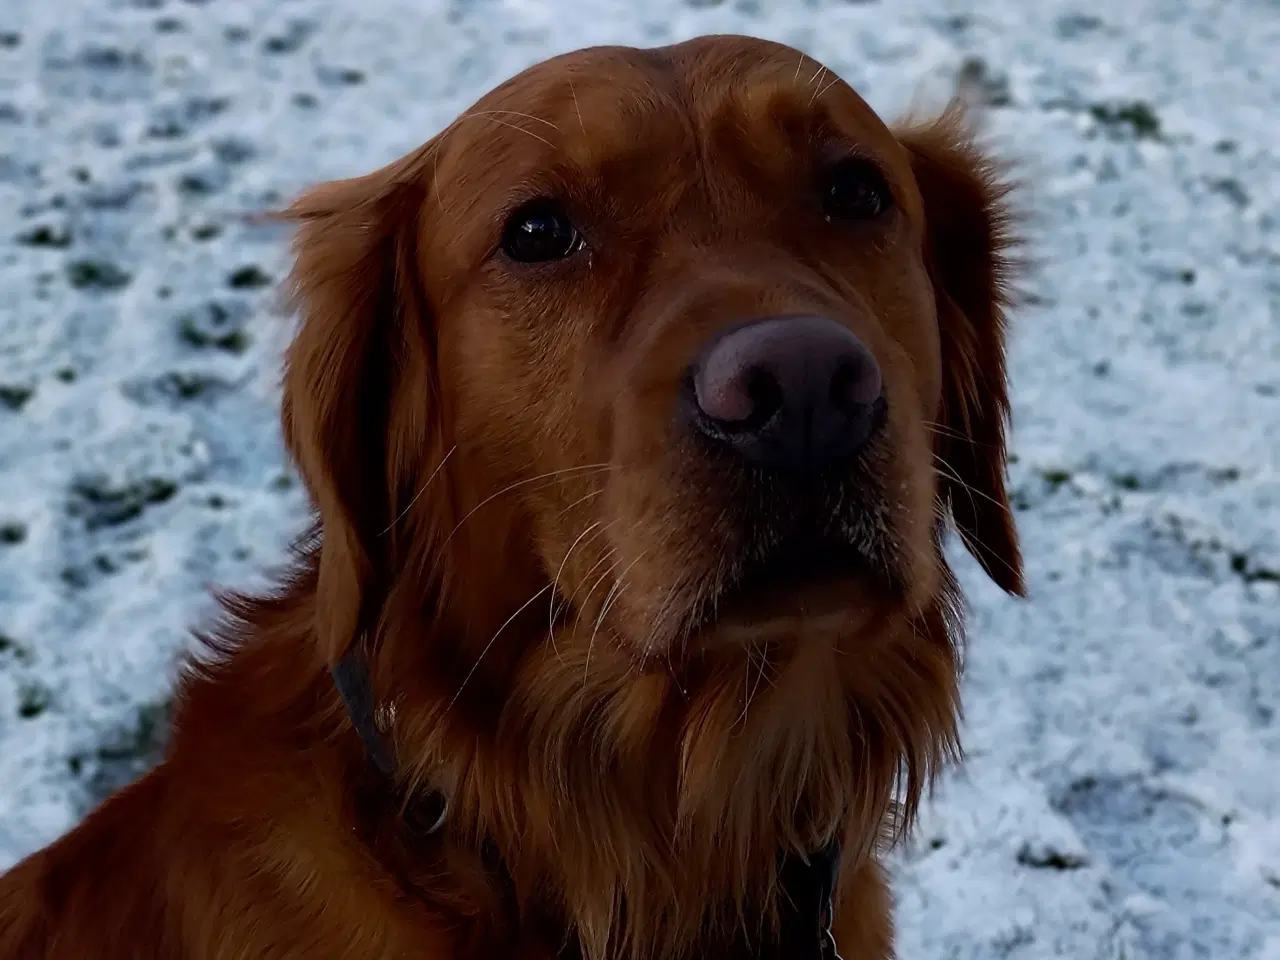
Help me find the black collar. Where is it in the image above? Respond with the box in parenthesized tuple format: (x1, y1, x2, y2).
(773, 839, 844, 959)
(331, 648, 448, 835)
(332, 648, 843, 958)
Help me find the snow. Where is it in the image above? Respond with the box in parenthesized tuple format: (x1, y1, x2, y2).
(1, 0, 1277, 955)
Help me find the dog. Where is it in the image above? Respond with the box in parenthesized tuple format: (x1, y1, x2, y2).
(0, 34, 1024, 960)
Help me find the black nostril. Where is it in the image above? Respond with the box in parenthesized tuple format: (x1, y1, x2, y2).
(689, 365, 783, 437)
(829, 356, 882, 416)
(829, 362, 859, 414)
(738, 369, 784, 432)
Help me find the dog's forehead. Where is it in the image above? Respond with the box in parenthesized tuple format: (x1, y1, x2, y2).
(441, 37, 899, 180)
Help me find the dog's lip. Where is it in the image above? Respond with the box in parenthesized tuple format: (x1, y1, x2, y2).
(693, 538, 881, 633)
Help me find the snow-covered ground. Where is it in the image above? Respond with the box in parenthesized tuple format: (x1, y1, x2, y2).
(1, 0, 1277, 955)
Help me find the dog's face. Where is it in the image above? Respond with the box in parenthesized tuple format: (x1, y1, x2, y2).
(398, 38, 1017, 656)
(432, 43, 936, 656)
(280, 34, 1023, 957)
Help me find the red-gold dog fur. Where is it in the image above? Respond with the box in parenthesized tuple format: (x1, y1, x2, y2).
(0, 35, 1023, 960)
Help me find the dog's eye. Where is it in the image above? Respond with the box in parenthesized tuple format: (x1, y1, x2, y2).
(821, 159, 894, 222)
(501, 200, 585, 263)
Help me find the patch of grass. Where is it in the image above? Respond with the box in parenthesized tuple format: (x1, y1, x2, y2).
(70, 475, 179, 530)
(60, 566, 90, 589)
(0, 633, 32, 664)
(211, 136, 255, 165)
(1016, 841, 1089, 870)
(1207, 177, 1249, 208)
(316, 65, 365, 87)
(1230, 552, 1280, 584)
(18, 682, 52, 719)
(146, 115, 186, 140)
(66, 258, 132, 291)
(1055, 12, 1103, 38)
(262, 19, 314, 54)
(1041, 468, 1072, 490)
(96, 701, 171, 762)
(16, 223, 72, 248)
(227, 265, 272, 289)
(958, 56, 1012, 107)
(1111, 472, 1141, 491)
(82, 699, 174, 804)
(0, 384, 33, 411)
(177, 172, 212, 195)
(124, 370, 229, 403)
(169, 371, 217, 399)
(176, 166, 229, 196)
(1089, 100, 1163, 141)
(177, 300, 250, 352)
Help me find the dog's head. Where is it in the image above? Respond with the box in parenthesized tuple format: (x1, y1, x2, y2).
(279, 34, 1022, 958)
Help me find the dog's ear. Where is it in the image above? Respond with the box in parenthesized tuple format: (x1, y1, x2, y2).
(279, 149, 448, 664)
(896, 103, 1025, 596)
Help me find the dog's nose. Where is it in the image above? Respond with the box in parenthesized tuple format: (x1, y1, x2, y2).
(686, 315, 885, 472)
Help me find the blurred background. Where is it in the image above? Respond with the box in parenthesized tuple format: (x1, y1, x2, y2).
(0, 0, 1277, 956)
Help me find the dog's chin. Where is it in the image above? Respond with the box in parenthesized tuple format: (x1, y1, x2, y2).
(688, 536, 901, 647)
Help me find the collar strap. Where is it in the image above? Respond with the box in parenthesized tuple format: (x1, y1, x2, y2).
(814, 839, 844, 959)
(331, 647, 447, 835)
(331, 648, 398, 779)
(775, 838, 845, 959)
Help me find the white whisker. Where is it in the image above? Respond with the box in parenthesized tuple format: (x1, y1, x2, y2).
(445, 583, 554, 715)
(584, 549, 649, 685)
(379, 445, 456, 536)
(550, 520, 604, 644)
(441, 463, 611, 548)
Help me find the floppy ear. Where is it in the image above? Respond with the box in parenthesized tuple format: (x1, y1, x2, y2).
(896, 104, 1025, 596)
(279, 151, 445, 665)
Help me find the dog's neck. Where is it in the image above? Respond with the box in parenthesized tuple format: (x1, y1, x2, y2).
(331, 644, 846, 959)
(316, 545, 962, 960)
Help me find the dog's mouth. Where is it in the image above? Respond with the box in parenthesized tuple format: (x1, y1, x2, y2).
(691, 533, 893, 636)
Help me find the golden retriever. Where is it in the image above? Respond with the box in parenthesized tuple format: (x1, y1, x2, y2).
(0, 34, 1024, 960)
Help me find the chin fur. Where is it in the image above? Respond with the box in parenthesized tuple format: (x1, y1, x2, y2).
(387, 559, 964, 960)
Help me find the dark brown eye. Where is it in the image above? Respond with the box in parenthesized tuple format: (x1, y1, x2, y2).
(821, 159, 894, 222)
(500, 200, 585, 263)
